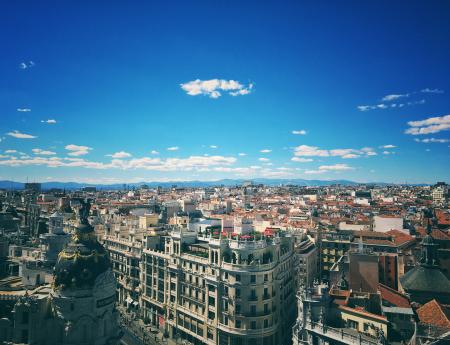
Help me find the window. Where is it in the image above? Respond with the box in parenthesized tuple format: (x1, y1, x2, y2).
(251, 305, 256, 316)
(208, 296, 215, 306)
(236, 288, 241, 298)
(264, 303, 268, 314)
(363, 323, 369, 332)
(235, 304, 241, 314)
(264, 274, 268, 282)
(236, 274, 241, 282)
(264, 319, 268, 328)
(236, 320, 241, 328)
(347, 320, 359, 330)
(250, 275, 256, 283)
(251, 321, 256, 329)
(21, 312, 29, 324)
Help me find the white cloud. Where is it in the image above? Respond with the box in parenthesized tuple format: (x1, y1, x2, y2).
(405, 114, 450, 135)
(358, 99, 425, 112)
(41, 119, 57, 124)
(238, 153, 247, 156)
(150, 150, 159, 155)
(167, 146, 179, 151)
(107, 151, 132, 159)
(421, 88, 444, 94)
(65, 144, 92, 156)
(294, 145, 329, 157)
(380, 144, 396, 149)
(382, 93, 409, 102)
(305, 163, 354, 174)
(292, 130, 307, 135)
(382, 151, 392, 155)
(19, 61, 35, 69)
(359, 88, 443, 112)
(342, 154, 360, 159)
(230, 84, 254, 96)
(260, 149, 272, 153)
(291, 157, 313, 162)
(258, 158, 270, 162)
(0, 154, 238, 172)
(293, 145, 377, 161)
(209, 145, 218, 149)
(414, 137, 449, 143)
(32, 148, 56, 155)
(5, 150, 17, 153)
(180, 79, 253, 98)
(319, 163, 353, 171)
(6, 130, 37, 139)
(17, 108, 31, 112)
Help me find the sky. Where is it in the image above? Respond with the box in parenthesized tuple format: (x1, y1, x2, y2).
(1, 1, 450, 184)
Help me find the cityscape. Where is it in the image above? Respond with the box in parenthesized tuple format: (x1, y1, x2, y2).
(1, 2, 450, 345)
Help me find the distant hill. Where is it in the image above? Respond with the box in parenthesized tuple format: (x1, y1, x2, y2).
(0, 178, 401, 191)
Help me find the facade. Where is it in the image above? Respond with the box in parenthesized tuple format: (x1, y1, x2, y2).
(294, 235, 318, 288)
(0, 200, 121, 345)
(320, 231, 353, 277)
(103, 224, 143, 310)
(140, 227, 296, 345)
(373, 216, 404, 233)
(432, 182, 448, 205)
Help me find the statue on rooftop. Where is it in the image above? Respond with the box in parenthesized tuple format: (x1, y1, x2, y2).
(78, 199, 91, 224)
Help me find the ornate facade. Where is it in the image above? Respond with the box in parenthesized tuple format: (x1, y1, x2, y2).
(0, 200, 121, 345)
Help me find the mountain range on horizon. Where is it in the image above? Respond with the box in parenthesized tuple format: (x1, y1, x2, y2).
(0, 178, 430, 191)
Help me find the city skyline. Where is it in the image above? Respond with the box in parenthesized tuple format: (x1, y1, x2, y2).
(1, 1, 450, 184)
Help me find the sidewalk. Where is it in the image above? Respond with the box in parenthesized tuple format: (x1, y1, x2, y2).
(118, 305, 167, 345)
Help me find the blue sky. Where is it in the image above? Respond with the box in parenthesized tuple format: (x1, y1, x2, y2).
(1, 1, 449, 184)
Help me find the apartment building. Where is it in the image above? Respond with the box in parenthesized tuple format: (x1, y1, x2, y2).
(140, 227, 296, 345)
(103, 219, 144, 310)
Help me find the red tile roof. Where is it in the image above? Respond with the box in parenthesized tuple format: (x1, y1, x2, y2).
(416, 299, 450, 329)
(416, 227, 450, 241)
(378, 284, 411, 308)
(385, 229, 415, 246)
(436, 210, 450, 226)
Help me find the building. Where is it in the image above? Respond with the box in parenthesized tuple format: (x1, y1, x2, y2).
(373, 216, 404, 233)
(400, 221, 450, 305)
(0, 200, 121, 345)
(320, 231, 353, 278)
(292, 282, 389, 345)
(140, 227, 296, 345)
(103, 223, 145, 311)
(294, 235, 318, 288)
(432, 182, 448, 205)
(24, 183, 41, 193)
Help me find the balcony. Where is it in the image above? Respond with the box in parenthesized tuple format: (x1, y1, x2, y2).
(293, 320, 379, 345)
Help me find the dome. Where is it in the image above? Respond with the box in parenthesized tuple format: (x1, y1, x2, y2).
(53, 200, 111, 291)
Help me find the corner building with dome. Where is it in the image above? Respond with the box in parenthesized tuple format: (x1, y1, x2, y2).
(2, 200, 121, 345)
